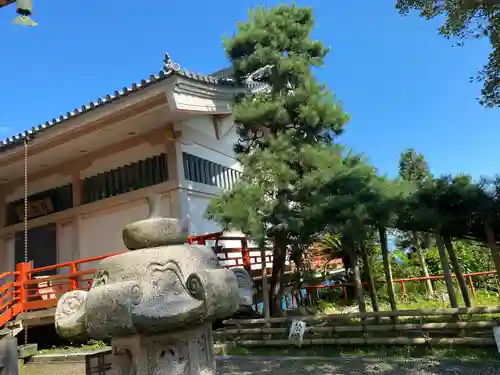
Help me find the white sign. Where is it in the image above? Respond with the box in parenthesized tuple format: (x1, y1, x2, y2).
(493, 326, 500, 354)
(288, 320, 307, 347)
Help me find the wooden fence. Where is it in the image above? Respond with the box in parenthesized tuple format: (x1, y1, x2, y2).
(215, 306, 500, 347)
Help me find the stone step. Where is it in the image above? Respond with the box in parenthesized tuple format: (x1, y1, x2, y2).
(0, 321, 24, 338)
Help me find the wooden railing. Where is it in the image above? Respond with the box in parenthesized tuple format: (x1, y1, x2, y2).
(217, 306, 500, 347)
(0, 232, 279, 329)
(0, 252, 124, 328)
(188, 233, 294, 278)
(304, 270, 498, 305)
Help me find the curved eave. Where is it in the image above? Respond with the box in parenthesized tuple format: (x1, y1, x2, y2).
(0, 68, 250, 153)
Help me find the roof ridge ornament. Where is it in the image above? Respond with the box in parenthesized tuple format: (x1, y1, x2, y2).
(13, 0, 37, 26)
(163, 52, 181, 73)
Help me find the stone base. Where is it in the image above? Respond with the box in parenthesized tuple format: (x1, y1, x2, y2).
(111, 323, 215, 375)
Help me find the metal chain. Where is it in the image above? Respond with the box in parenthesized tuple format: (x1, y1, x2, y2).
(24, 138, 28, 345)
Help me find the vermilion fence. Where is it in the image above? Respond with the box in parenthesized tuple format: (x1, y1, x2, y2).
(0, 252, 125, 328)
(1, 231, 496, 329)
(304, 270, 498, 305)
(0, 233, 278, 329)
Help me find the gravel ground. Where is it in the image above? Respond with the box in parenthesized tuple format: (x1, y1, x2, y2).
(217, 357, 500, 375)
(19, 357, 500, 375)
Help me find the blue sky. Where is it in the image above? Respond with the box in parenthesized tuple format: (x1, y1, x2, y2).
(0, 0, 495, 180)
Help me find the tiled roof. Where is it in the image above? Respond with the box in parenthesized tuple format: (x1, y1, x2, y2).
(0, 0, 15, 8)
(0, 53, 241, 152)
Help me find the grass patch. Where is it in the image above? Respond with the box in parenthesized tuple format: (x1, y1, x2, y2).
(317, 290, 500, 322)
(37, 340, 109, 355)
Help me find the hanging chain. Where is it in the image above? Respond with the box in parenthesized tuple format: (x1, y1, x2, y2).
(24, 138, 28, 264)
(24, 137, 28, 345)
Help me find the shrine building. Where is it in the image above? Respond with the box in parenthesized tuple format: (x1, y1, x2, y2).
(0, 54, 251, 275)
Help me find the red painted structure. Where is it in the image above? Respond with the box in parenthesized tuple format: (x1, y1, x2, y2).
(0, 232, 275, 329)
(305, 270, 498, 305)
(0, 229, 495, 329)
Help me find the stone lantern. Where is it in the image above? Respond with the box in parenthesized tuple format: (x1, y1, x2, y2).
(54, 195, 248, 375)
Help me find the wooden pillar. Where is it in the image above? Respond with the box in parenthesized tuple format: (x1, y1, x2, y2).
(71, 172, 83, 262)
(0, 193, 6, 229)
(0, 193, 8, 273)
(165, 123, 189, 222)
(71, 171, 83, 208)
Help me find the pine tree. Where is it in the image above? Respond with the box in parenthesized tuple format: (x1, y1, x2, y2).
(207, 4, 349, 315)
(396, 0, 500, 107)
(397, 148, 435, 296)
(225, 4, 348, 154)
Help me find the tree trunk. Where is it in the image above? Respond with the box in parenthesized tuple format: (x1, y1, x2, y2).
(352, 257, 366, 313)
(484, 222, 500, 282)
(444, 236, 471, 307)
(260, 245, 271, 322)
(412, 232, 434, 296)
(359, 237, 379, 313)
(269, 236, 287, 316)
(340, 235, 356, 302)
(435, 232, 458, 308)
(343, 236, 366, 312)
(378, 226, 397, 312)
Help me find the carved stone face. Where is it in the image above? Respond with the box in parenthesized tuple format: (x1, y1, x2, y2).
(56, 244, 242, 339)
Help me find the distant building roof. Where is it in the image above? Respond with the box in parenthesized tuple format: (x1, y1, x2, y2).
(210, 67, 234, 80)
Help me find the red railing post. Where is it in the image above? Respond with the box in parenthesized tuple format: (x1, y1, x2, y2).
(467, 275, 477, 299)
(14, 262, 31, 314)
(401, 280, 407, 299)
(241, 238, 251, 273)
(69, 262, 78, 291)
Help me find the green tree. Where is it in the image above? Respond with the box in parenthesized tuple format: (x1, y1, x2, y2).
(305, 151, 378, 312)
(395, 0, 500, 107)
(225, 5, 348, 154)
(402, 175, 476, 307)
(206, 5, 349, 315)
(399, 178, 459, 307)
(398, 148, 431, 183)
(311, 157, 407, 314)
(365, 177, 414, 315)
(397, 148, 434, 296)
(474, 176, 500, 280)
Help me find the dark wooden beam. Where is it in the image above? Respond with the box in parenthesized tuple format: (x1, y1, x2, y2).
(0, 0, 15, 9)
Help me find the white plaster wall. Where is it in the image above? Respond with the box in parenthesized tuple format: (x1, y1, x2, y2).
(0, 237, 15, 275)
(187, 193, 221, 236)
(79, 142, 165, 179)
(182, 115, 217, 140)
(78, 195, 171, 269)
(6, 174, 72, 203)
(171, 91, 233, 113)
(57, 221, 77, 274)
(0, 237, 15, 287)
(180, 117, 241, 170)
(0, 238, 9, 275)
(223, 125, 240, 149)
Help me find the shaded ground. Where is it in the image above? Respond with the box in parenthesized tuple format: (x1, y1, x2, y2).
(218, 357, 500, 375)
(20, 357, 500, 375)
